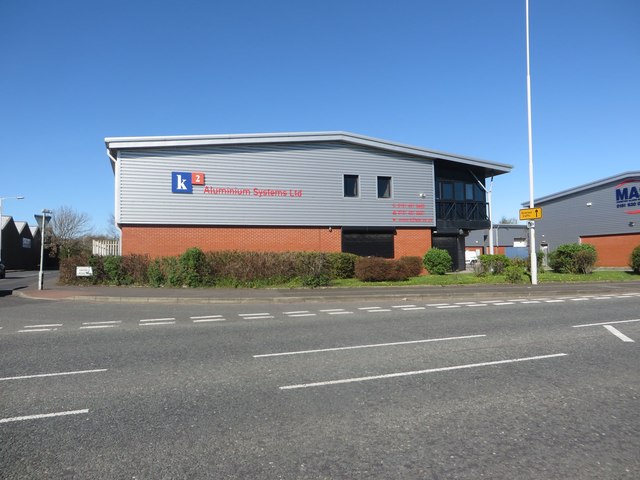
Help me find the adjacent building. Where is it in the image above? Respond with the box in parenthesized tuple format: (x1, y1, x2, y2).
(527, 171, 640, 267)
(106, 131, 512, 270)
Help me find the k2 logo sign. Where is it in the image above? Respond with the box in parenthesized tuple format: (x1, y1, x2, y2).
(172, 171, 205, 194)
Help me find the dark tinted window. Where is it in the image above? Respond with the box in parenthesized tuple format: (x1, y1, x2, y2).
(344, 175, 359, 197)
(377, 176, 392, 198)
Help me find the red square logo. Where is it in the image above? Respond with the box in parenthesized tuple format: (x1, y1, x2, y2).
(192, 172, 205, 185)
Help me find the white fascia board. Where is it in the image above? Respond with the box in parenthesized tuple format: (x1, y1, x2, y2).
(105, 131, 513, 176)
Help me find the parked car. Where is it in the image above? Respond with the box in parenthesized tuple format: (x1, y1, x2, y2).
(0, 262, 5, 279)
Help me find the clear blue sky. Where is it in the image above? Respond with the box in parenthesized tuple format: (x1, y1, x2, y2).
(1, 0, 638, 234)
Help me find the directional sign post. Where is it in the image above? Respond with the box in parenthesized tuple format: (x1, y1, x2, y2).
(519, 207, 542, 221)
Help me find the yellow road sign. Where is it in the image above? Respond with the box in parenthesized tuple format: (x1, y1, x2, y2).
(519, 207, 543, 220)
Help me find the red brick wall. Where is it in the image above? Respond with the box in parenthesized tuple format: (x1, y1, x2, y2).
(121, 225, 432, 259)
(581, 233, 640, 267)
(395, 228, 432, 258)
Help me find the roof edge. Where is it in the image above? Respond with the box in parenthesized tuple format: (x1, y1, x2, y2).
(105, 131, 513, 176)
(525, 171, 640, 206)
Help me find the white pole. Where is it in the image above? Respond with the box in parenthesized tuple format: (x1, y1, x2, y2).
(526, 0, 538, 285)
(38, 208, 51, 290)
(487, 177, 494, 255)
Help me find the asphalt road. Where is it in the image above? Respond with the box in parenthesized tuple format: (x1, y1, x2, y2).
(1, 285, 639, 479)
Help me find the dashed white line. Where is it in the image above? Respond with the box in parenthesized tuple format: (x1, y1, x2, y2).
(571, 298, 590, 301)
(190, 315, 223, 320)
(328, 311, 353, 315)
(280, 353, 568, 390)
(82, 321, 121, 325)
(545, 300, 565, 303)
(402, 307, 426, 311)
(140, 321, 176, 326)
(139, 317, 175, 322)
(521, 301, 540, 304)
(319, 309, 346, 312)
(358, 307, 383, 310)
(427, 303, 450, 307)
(0, 409, 89, 424)
(437, 305, 460, 309)
(494, 302, 514, 306)
(603, 325, 634, 343)
(80, 325, 115, 329)
(287, 313, 317, 317)
(392, 305, 415, 308)
(23, 324, 62, 328)
(255, 334, 486, 358)
(467, 304, 488, 307)
(193, 318, 227, 323)
(18, 328, 56, 333)
(239, 313, 271, 317)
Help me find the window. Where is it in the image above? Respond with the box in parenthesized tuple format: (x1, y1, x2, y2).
(344, 175, 359, 197)
(377, 176, 392, 198)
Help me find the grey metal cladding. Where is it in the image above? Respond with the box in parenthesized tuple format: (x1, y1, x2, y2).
(534, 177, 638, 249)
(117, 141, 436, 227)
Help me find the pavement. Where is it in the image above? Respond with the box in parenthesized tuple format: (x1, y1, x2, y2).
(13, 275, 640, 304)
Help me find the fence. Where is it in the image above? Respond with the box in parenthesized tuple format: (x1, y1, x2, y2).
(92, 239, 120, 256)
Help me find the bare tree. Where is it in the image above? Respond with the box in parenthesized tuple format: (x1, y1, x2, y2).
(50, 205, 93, 258)
(498, 216, 519, 225)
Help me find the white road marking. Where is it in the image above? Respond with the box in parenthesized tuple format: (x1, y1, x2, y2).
(571, 298, 590, 301)
(455, 302, 476, 305)
(140, 321, 176, 326)
(255, 334, 486, 358)
(239, 313, 270, 317)
(521, 301, 540, 304)
(358, 307, 383, 310)
(190, 315, 223, 320)
(18, 328, 56, 333)
(193, 318, 227, 323)
(280, 353, 568, 390)
(427, 303, 450, 307)
(467, 304, 488, 307)
(402, 307, 426, 311)
(481, 300, 503, 304)
(319, 309, 346, 312)
(572, 318, 640, 328)
(0, 369, 107, 382)
(0, 409, 89, 424)
(392, 305, 415, 308)
(283, 311, 310, 314)
(80, 325, 115, 329)
(366, 309, 392, 312)
(328, 311, 353, 315)
(437, 305, 460, 309)
(139, 317, 175, 322)
(603, 325, 634, 343)
(495, 302, 514, 306)
(287, 313, 317, 317)
(82, 321, 121, 325)
(545, 300, 565, 303)
(23, 324, 62, 328)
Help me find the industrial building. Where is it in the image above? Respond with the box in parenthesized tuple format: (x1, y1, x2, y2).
(105, 132, 512, 270)
(526, 171, 640, 267)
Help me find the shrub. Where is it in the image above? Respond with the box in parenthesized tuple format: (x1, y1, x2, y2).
(549, 243, 597, 274)
(478, 254, 511, 275)
(355, 257, 412, 282)
(121, 254, 150, 285)
(103, 255, 125, 285)
(328, 252, 358, 279)
(504, 265, 527, 283)
(296, 252, 332, 287)
(630, 245, 640, 274)
(423, 248, 452, 275)
(179, 247, 209, 287)
(397, 256, 423, 278)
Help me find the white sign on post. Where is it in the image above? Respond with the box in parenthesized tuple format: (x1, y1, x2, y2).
(76, 266, 93, 277)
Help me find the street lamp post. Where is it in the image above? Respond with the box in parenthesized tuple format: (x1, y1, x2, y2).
(525, 0, 538, 285)
(36, 209, 52, 290)
(0, 195, 25, 265)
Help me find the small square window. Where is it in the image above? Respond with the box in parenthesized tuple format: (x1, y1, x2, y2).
(344, 175, 359, 197)
(377, 176, 392, 198)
